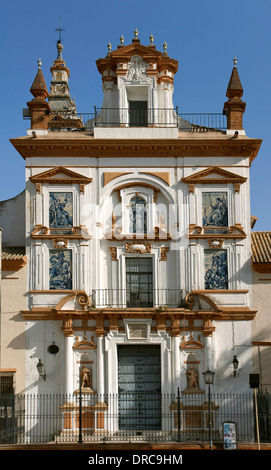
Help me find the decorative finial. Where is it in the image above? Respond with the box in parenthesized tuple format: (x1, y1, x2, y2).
(149, 34, 154, 45)
(233, 57, 238, 68)
(56, 41, 64, 60)
(134, 28, 139, 39)
(107, 42, 112, 57)
(38, 58, 42, 69)
(120, 35, 124, 45)
(163, 41, 168, 56)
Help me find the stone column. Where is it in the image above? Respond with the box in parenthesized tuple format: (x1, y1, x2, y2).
(172, 335, 181, 395)
(162, 82, 170, 125)
(62, 318, 74, 399)
(97, 336, 105, 399)
(96, 317, 106, 401)
(64, 334, 74, 399)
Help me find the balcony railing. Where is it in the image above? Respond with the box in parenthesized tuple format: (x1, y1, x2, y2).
(25, 108, 227, 132)
(91, 289, 183, 308)
(93, 107, 179, 127)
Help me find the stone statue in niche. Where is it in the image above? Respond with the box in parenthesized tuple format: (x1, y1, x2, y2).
(129, 195, 147, 233)
(182, 352, 203, 394)
(186, 364, 199, 390)
(80, 364, 92, 389)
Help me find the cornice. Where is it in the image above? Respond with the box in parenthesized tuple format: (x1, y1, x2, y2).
(20, 306, 222, 322)
(20, 304, 256, 322)
(219, 307, 257, 321)
(10, 136, 262, 163)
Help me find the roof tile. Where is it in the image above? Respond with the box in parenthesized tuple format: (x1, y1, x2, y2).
(251, 232, 271, 263)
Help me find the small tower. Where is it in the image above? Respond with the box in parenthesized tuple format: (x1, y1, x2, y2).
(27, 59, 51, 130)
(95, 30, 178, 131)
(48, 40, 77, 114)
(223, 58, 246, 134)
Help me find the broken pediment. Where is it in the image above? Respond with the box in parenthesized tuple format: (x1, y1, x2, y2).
(96, 41, 178, 78)
(185, 292, 222, 313)
(73, 335, 96, 350)
(29, 167, 92, 193)
(181, 166, 247, 193)
(110, 42, 163, 59)
(180, 334, 203, 349)
(55, 291, 91, 313)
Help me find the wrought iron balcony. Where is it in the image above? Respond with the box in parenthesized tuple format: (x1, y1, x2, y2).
(91, 289, 183, 309)
(25, 108, 227, 132)
(93, 108, 227, 130)
(93, 107, 179, 128)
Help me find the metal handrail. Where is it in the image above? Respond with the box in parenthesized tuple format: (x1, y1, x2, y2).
(91, 288, 183, 308)
(25, 108, 227, 131)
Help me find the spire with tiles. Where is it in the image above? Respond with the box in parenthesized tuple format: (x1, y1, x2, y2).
(223, 57, 246, 132)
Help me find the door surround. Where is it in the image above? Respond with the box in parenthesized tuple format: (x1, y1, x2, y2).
(105, 324, 171, 396)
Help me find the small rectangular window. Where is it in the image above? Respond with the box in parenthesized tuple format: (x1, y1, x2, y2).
(126, 257, 153, 307)
(0, 374, 15, 394)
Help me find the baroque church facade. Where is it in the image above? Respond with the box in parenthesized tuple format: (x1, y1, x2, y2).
(2, 30, 263, 435)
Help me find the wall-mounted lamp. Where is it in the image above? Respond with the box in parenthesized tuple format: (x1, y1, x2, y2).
(37, 359, 46, 380)
(232, 355, 239, 377)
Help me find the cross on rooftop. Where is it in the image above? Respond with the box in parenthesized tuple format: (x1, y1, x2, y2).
(56, 17, 65, 43)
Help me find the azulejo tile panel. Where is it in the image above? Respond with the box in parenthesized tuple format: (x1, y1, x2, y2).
(49, 192, 73, 228)
(129, 196, 147, 233)
(204, 249, 228, 290)
(49, 249, 72, 290)
(202, 192, 228, 228)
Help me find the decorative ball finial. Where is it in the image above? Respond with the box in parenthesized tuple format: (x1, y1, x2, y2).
(38, 58, 42, 69)
(149, 34, 154, 45)
(107, 42, 112, 53)
(233, 57, 238, 68)
(134, 28, 139, 39)
(56, 40, 64, 60)
(120, 34, 124, 45)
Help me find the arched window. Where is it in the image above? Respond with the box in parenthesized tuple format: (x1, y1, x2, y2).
(129, 195, 147, 233)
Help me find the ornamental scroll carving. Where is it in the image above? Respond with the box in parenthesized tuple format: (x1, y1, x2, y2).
(127, 55, 149, 82)
(125, 242, 151, 253)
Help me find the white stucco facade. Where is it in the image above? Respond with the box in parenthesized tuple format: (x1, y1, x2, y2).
(17, 137, 258, 397)
(4, 35, 263, 438)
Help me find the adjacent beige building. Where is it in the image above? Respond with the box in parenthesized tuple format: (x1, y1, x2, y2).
(0, 192, 27, 394)
(251, 231, 271, 392)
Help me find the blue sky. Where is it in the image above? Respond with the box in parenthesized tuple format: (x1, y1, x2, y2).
(0, 0, 270, 230)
